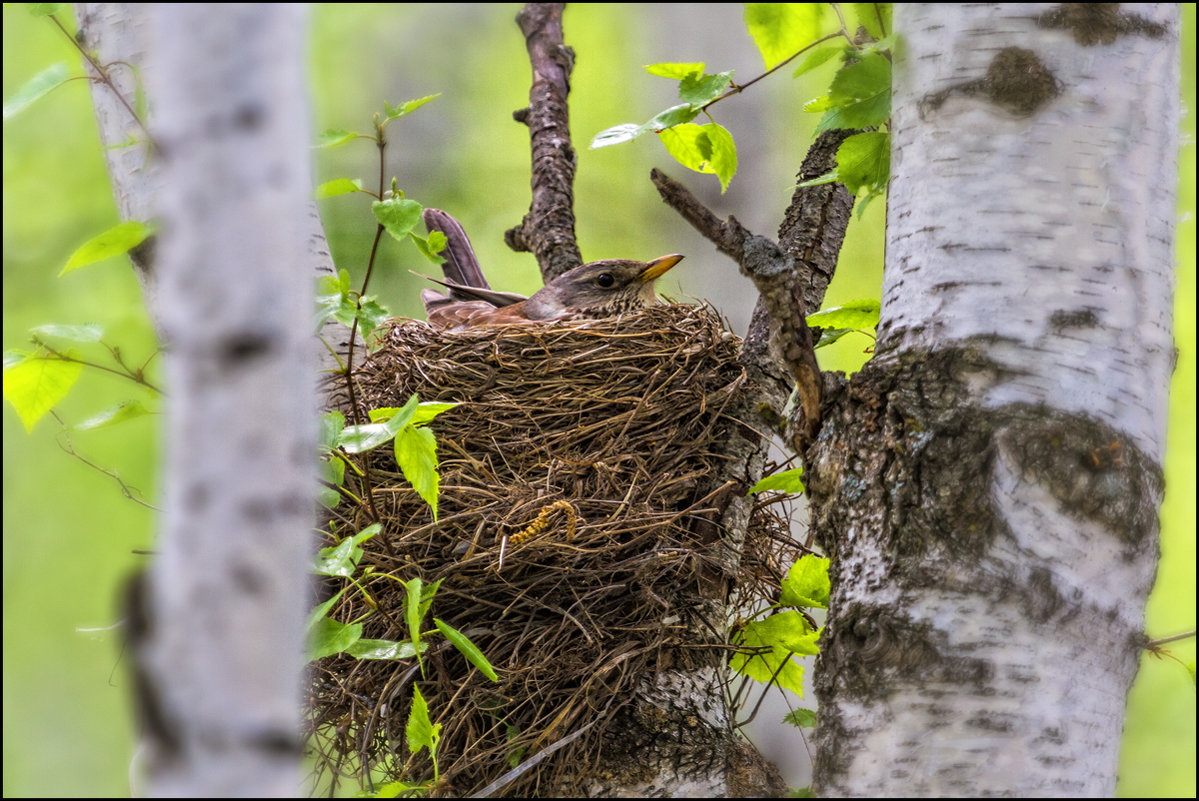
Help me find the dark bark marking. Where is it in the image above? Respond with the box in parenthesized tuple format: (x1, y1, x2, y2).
(220, 332, 272, 365)
(921, 47, 1062, 118)
(1049, 307, 1100, 330)
(1038, 4, 1168, 45)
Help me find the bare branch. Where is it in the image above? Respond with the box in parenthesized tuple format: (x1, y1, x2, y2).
(505, 3, 583, 281)
(651, 169, 822, 443)
(778, 128, 858, 314)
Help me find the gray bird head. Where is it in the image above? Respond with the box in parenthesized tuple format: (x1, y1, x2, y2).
(523, 254, 684, 318)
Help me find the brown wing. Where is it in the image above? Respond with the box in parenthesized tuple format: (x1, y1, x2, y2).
(425, 299, 526, 331)
(425, 300, 577, 331)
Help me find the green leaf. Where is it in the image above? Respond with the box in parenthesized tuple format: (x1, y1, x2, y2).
(780, 555, 831, 609)
(373, 197, 424, 242)
(857, 33, 896, 56)
(806, 298, 880, 330)
(747, 467, 805, 495)
(812, 327, 857, 348)
(405, 577, 425, 655)
(417, 578, 443, 626)
(730, 643, 806, 696)
(338, 421, 397, 454)
(371, 780, 430, 798)
(731, 612, 818, 696)
(412, 401, 458, 426)
(698, 122, 737, 193)
(74, 401, 152, 430)
(317, 128, 358, 148)
(305, 587, 348, 637)
(590, 123, 644, 149)
(784, 708, 817, 728)
(645, 62, 705, 79)
(854, 187, 883, 220)
(315, 178, 363, 198)
(28, 4, 67, 16)
(659, 122, 738, 192)
(745, 3, 825, 69)
(406, 686, 440, 756)
(347, 638, 427, 660)
(3, 62, 70, 121)
(591, 104, 703, 150)
(318, 453, 345, 486)
(308, 616, 363, 660)
(313, 524, 380, 578)
(435, 618, 499, 682)
(814, 53, 891, 132)
(317, 484, 341, 510)
(368, 393, 422, 431)
(383, 94, 440, 119)
(677, 70, 734, 107)
(61, 220, 157, 276)
(747, 611, 820, 656)
(824, 131, 889, 198)
(306, 588, 345, 631)
(30, 323, 104, 343)
(357, 296, 391, 344)
(2, 353, 82, 432)
(395, 425, 440, 519)
(341, 394, 420, 453)
(802, 95, 835, 113)
(792, 44, 842, 78)
(645, 103, 702, 131)
(375, 400, 457, 427)
(319, 410, 346, 453)
(409, 231, 447, 264)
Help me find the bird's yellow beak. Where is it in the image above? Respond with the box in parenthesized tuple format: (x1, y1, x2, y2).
(638, 254, 684, 282)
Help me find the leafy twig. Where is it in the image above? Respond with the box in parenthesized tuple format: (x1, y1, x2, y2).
(31, 336, 162, 395)
(51, 411, 159, 511)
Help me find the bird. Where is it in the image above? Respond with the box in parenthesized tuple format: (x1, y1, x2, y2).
(419, 208, 683, 331)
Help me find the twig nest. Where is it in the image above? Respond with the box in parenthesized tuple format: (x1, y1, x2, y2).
(310, 304, 793, 795)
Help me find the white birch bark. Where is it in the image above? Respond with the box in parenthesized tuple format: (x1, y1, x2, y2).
(75, 3, 347, 372)
(813, 4, 1178, 796)
(135, 4, 314, 795)
(883, 2, 1177, 464)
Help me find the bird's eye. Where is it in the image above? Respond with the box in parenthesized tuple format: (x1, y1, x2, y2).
(595, 273, 615, 288)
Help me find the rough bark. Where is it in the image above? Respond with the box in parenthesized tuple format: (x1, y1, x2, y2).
(127, 5, 316, 795)
(810, 4, 1178, 795)
(505, 3, 584, 281)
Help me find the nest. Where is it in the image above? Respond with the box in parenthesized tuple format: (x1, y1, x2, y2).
(308, 304, 799, 796)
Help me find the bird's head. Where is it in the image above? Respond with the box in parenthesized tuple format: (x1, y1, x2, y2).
(524, 254, 684, 318)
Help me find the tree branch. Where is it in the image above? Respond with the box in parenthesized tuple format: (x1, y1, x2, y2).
(505, 3, 583, 281)
(651, 168, 822, 444)
(777, 128, 858, 314)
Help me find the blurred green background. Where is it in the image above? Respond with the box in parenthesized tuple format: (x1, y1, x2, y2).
(3, 4, 1193, 797)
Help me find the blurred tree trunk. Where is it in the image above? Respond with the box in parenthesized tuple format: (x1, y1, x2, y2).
(809, 4, 1178, 795)
(78, 4, 316, 795)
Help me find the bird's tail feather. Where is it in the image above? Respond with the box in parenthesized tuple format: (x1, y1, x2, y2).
(422, 208, 489, 290)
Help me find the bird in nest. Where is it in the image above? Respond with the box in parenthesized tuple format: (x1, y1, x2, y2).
(418, 208, 683, 331)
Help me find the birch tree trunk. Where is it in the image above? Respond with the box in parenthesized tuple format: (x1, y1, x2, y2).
(77, 4, 318, 795)
(810, 3, 1178, 796)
